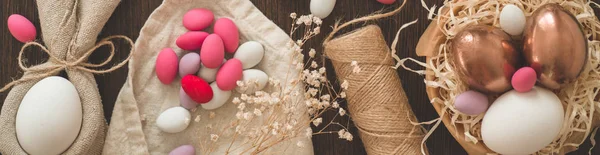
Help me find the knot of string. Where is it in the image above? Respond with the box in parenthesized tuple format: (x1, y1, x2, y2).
(0, 35, 134, 92)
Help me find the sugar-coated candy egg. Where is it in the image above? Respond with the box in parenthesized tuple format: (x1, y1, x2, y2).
(181, 75, 213, 103)
(213, 18, 239, 53)
(310, 0, 336, 19)
(216, 59, 243, 91)
(481, 87, 564, 155)
(201, 34, 225, 68)
(156, 107, 191, 133)
(16, 76, 81, 155)
(183, 8, 214, 31)
(236, 69, 269, 94)
(176, 31, 209, 51)
(512, 67, 537, 92)
(202, 83, 233, 110)
(454, 90, 489, 115)
(180, 88, 198, 109)
(377, 0, 396, 5)
(198, 59, 225, 83)
(499, 4, 526, 36)
(234, 41, 265, 69)
(156, 48, 178, 84)
(8, 14, 36, 43)
(179, 52, 201, 77)
(169, 145, 195, 155)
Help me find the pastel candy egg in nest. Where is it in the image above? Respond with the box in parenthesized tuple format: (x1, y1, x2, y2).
(512, 67, 537, 92)
(454, 90, 489, 115)
(499, 4, 526, 36)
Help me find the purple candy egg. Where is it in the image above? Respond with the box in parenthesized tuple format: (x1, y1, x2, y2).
(179, 52, 201, 77)
(169, 145, 195, 155)
(454, 90, 489, 115)
(180, 88, 198, 109)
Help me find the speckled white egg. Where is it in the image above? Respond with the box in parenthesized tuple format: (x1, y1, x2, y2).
(310, 0, 336, 19)
(236, 69, 268, 94)
(16, 76, 82, 155)
(481, 86, 564, 155)
(234, 41, 264, 69)
(156, 107, 191, 133)
(499, 4, 526, 36)
(198, 59, 225, 82)
(201, 82, 232, 110)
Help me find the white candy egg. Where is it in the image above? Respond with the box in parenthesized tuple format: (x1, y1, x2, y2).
(16, 76, 82, 155)
(499, 4, 526, 35)
(234, 41, 264, 69)
(481, 87, 564, 155)
(198, 59, 225, 82)
(201, 83, 232, 110)
(310, 0, 336, 19)
(156, 107, 191, 133)
(236, 69, 268, 94)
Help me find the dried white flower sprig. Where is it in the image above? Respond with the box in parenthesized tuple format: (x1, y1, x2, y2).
(197, 13, 355, 155)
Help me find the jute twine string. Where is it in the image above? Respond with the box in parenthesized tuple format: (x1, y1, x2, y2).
(323, 1, 426, 154)
(0, 35, 134, 92)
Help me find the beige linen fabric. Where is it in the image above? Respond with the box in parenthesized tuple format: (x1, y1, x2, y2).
(103, 0, 313, 154)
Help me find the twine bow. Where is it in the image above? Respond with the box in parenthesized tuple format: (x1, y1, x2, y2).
(0, 35, 134, 92)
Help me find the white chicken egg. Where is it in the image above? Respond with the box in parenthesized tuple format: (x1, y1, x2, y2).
(481, 86, 564, 155)
(16, 76, 82, 155)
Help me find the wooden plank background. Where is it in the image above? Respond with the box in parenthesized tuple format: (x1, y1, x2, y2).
(1, 0, 598, 154)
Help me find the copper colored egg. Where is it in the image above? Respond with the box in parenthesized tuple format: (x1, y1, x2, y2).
(523, 4, 588, 89)
(450, 25, 521, 93)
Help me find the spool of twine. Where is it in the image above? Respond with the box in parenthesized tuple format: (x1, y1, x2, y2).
(324, 25, 425, 155)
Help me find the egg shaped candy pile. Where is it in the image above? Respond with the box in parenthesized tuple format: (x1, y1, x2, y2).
(153, 8, 269, 133)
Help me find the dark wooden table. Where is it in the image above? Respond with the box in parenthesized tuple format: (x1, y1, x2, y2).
(1, 0, 599, 154)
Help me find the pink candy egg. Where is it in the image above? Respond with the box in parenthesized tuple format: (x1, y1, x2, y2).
(180, 88, 198, 109)
(213, 18, 239, 53)
(512, 67, 537, 92)
(181, 75, 213, 103)
(377, 0, 396, 4)
(216, 59, 243, 91)
(454, 90, 489, 115)
(155, 48, 178, 84)
(179, 52, 201, 77)
(183, 8, 214, 31)
(176, 31, 209, 51)
(200, 34, 225, 68)
(8, 14, 36, 43)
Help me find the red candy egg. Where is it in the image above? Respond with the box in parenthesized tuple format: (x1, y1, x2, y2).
(511, 67, 537, 92)
(216, 59, 243, 91)
(176, 31, 209, 51)
(181, 75, 213, 103)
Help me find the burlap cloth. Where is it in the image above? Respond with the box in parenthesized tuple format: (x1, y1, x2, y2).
(0, 0, 121, 154)
(103, 0, 313, 154)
